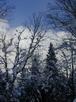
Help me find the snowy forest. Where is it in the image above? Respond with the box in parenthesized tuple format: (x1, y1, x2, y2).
(0, 0, 76, 102)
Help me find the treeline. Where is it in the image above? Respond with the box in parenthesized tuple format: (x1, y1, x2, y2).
(0, 42, 74, 102)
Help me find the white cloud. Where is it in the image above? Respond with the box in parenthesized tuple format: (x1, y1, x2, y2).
(0, 19, 69, 58)
(0, 19, 9, 34)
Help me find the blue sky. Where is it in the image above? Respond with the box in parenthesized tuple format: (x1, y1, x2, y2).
(8, 0, 50, 27)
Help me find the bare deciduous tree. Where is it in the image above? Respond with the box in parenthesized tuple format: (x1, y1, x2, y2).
(47, 0, 76, 37)
(0, 14, 46, 99)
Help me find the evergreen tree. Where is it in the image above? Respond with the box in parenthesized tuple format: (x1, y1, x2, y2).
(43, 43, 69, 102)
(45, 42, 57, 76)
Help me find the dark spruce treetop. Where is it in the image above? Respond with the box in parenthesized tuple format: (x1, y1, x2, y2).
(46, 43, 57, 63)
(46, 43, 57, 75)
